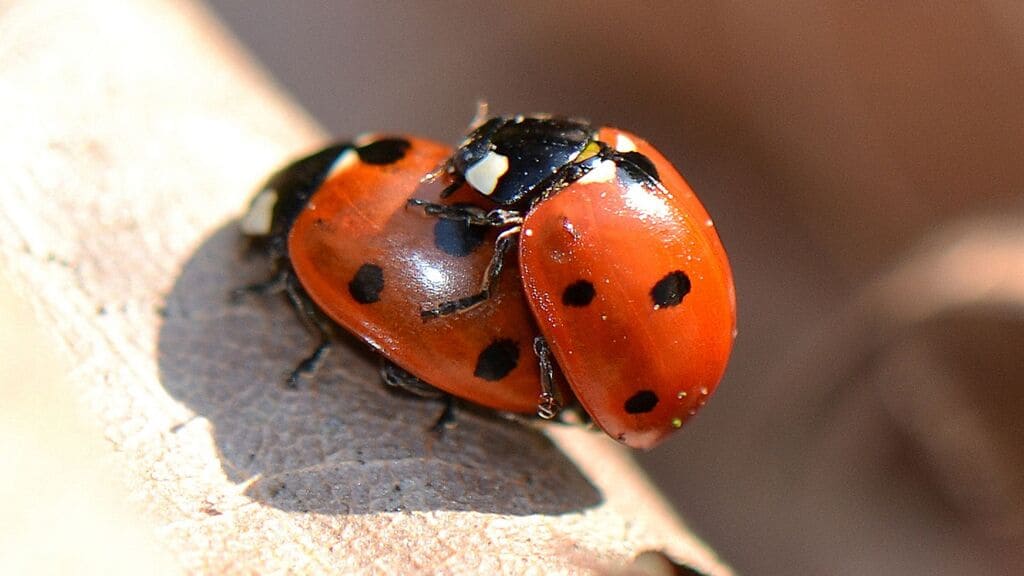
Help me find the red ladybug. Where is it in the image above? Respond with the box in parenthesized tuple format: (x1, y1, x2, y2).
(411, 115, 736, 449)
(241, 115, 735, 450)
(239, 135, 564, 415)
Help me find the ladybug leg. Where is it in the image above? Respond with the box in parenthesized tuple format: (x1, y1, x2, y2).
(419, 224, 521, 320)
(380, 360, 445, 399)
(286, 339, 330, 388)
(406, 199, 488, 224)
(381, 361, 456, 433)
(229, 267, 289, 303)
(515, 146, 612, 206)
(232, 267, 333, 387)
(429, 396, 457, 434)
(407, 199, 523, 228)
(408, 200, 523, 319)
(533, 165, 587, 202)
(533, 336, 562, 420)
(281, 272, 333, 388)
(438, 174, 463, 198)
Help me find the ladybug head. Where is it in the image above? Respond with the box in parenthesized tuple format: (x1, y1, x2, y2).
(449, 115, 597, 206)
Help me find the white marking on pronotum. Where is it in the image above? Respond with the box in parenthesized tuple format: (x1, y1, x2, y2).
(327, 148, 359, 178)
(577, 159, 617, 184)
(240, 188, 279, 236)
(614, 134, 637, 152)
(464, 151, 509, 195)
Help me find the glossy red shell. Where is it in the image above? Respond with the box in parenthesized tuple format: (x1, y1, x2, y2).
(287, 136, 553, 413)
(518, 128, 736, 449)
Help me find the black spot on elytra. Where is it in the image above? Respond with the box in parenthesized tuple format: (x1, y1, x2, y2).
(474, 339, 519, 381)
(619, 151, 660, 182)
(348, 263, 384, 304)
(624, 390, 659, 414)
(356, 138, 411, 165)
(433, 204, 487, 257)
(562, 280, 596, 307)
(650, 270, 690, 309)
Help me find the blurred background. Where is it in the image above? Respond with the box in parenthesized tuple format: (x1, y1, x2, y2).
(205, 2, 1024, 574)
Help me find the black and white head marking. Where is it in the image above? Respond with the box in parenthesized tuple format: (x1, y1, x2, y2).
(452, 116, 597, 205)
(241, 143, 351, 246)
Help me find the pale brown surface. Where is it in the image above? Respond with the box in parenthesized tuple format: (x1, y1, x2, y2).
(0, 1, 731, 574)
(0, 282, 178, 575)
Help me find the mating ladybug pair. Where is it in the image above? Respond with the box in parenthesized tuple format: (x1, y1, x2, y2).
(238, 113, 736, 449)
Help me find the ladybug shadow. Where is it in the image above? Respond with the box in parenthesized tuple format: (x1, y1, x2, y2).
(157, 223, 600, 515)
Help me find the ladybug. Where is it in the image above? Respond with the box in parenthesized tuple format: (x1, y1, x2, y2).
(238, 135, 566, 417)
(409, 114, 736, 449)
(240, 115, 735, 450)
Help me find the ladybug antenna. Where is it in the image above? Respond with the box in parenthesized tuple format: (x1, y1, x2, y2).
(420, 159, 452, 184)
(469, 100, 490, 129)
